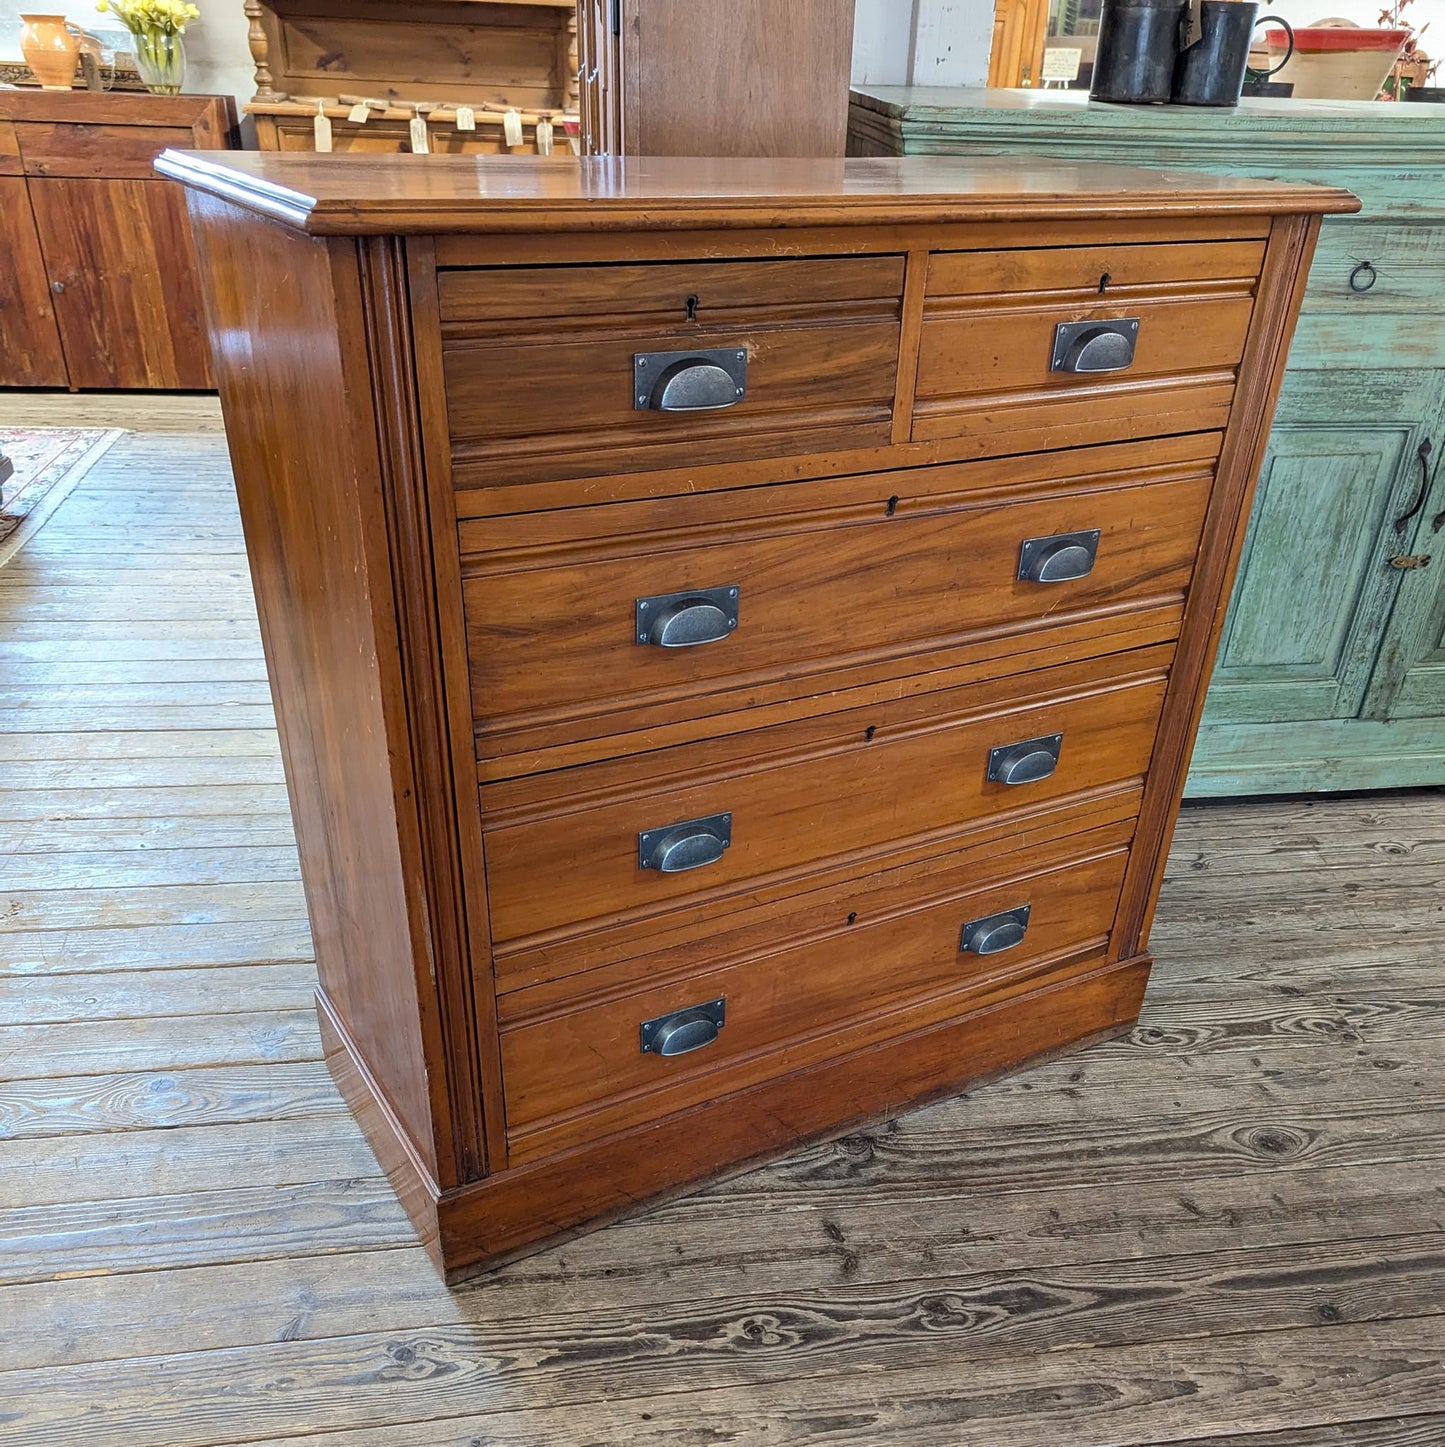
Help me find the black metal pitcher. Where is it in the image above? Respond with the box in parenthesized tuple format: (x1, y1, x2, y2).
(1172, 2, 1295, 106)
(1090, 0, 1188, 103)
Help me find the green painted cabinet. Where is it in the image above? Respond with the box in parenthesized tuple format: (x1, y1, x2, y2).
(849, 87, 1445, 795)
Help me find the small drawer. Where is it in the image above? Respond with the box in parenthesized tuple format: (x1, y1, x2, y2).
(499, 837, 1130, 1161)
(479, 647, 1170, 950)
(14, 121, 197, 179)
(913, 238, 1263, 451)
(437, 256, 904, 489)
(460, 434, 1216, 753)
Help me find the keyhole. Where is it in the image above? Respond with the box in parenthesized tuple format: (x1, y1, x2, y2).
(886, 495, 899, 517)
(865, 724, 877, 742)
(847, 912, 857, 926)
(685, 294, 699, 321)
(1098, 272, 1111, 295)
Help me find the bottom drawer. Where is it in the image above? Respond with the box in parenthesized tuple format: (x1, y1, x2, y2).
(500, 828, 1131, 1162)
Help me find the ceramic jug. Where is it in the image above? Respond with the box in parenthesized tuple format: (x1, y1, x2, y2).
(20, 14, 83, 91)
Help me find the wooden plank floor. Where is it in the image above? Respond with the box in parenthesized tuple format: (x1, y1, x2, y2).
(2, 395, 1443, 1447)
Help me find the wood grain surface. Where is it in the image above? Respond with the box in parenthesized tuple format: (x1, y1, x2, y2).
(0, 409, 1439, 1440)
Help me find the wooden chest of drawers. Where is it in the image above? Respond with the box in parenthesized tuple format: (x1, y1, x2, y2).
(158, 150, 1355, 1281)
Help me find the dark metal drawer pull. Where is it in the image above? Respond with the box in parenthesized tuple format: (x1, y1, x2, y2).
(960, 904, 1032, 956)
(1051, 319, 1139, 374)
(639, 812, 732, 873)
(987, 733, 1063, 786)
(641, 997, 726, 1056)
(1018, 529, 1101, 583)
(634, 347, 747, 411)
(636, 585, 739, 647)
(1349, 260, 1377, 293)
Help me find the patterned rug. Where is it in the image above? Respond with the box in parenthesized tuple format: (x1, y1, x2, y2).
(0, 426, 126, 567)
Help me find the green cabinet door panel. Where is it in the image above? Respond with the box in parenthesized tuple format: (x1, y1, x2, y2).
(848, 85, 1445, 795)
(1202, 370, 1445, 728)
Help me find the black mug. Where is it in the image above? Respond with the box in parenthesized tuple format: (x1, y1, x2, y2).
(1090, 0, 1188, 103)
(1172, 2, 1295, 106)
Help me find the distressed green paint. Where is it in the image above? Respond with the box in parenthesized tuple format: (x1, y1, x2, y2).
(850, 85, 1445, 795)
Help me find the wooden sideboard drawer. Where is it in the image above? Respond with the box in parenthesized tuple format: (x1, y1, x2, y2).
(912, 238, 1261, 449)
(480, 646, 1171, 949)
(461, 435, 1215, 753)
(437, 256, 904, 489)
(499, 837, 1130, 1161)
(14, 121, 200, 179)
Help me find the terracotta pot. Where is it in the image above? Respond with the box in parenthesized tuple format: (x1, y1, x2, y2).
(1264, 24, 1410, 99)
(19, 14, 82, 91)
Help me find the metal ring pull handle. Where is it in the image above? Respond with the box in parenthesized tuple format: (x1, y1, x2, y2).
(640, 997, 726, 1056)
(1018, 529, 1101, 583)
(1247, 15, 1294, 78)
(987, 733, 1063, 786)
(1349, 260, 1378, 293)
(636, 585, 740, 647)
(638, 812, 732, 873)
(634, 347, 747, 411)
(960, 904, 1032, 956)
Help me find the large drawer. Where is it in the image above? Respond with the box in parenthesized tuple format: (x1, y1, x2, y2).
(437, 256, 904, 490)
(913, 237, 1263, 451)
(480, 646, 1171, 949)
(499, 829, 1131, 1162)
(460, 434, 1215, 756)
(13, 121, 199, 180)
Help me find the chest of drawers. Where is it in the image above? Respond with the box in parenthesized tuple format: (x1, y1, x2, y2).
(158, 150, 1354, 1281)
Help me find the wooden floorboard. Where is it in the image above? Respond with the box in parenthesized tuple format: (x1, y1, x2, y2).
(0, 399, 1442, 1445)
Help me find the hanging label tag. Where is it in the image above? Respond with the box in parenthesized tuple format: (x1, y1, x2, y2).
(503, 108, 523, 147)
(569, 133, 581, 155)
(535, 116, 553, 155)
(347, 101, 370, 124)
(313, 102, 333, 153)
(410, 114, 430, 153)
(1181, 0, 1203, 48)
(454, 104, 476, 132)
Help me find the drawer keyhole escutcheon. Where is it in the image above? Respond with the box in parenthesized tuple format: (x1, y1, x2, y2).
(960, 904, 1032, 956)
(634, 347, 747, 410)
(639, 812, 733, 873)
(987, 734, 1063, 786)
(1051, 319, 1139, 374)
(641, 998, 726, 1057)
(636, 585, 739, 647)
(1018, 529, 1101, 583)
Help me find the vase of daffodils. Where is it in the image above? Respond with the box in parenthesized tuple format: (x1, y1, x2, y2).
(96, 0, 200, 94)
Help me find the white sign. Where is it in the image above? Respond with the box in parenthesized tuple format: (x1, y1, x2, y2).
(1041, 47, 1084, 82)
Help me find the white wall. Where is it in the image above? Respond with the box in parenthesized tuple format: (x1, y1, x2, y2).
(851, 0, 995, 86)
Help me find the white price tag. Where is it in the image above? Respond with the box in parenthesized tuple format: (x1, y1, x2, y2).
(454, 104, 476, 132)
(410, 115, 430, 153)
(313, 102, 332, 153)
(347, 102, 370, 124)
(535, 116, 553, 155)
(503, 108, 523, 148)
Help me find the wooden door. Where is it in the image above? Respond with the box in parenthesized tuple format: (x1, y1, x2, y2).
(27, 177, 214, 390)
(1198, 371, 1445, 731)
(1360, 420, 1445, 720)
(0, 177, 67, 387)
(988, 0, 1051, 88)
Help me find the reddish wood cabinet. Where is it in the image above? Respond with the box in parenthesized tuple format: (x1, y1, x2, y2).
(0, 93, 234, 390)
(160, 149, 1354, 1280)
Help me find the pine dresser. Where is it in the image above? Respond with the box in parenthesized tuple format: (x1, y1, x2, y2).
(155, 150, 1356, 1281)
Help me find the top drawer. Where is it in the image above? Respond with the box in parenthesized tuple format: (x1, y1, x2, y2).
(13, 121, 200, 179)
(913, 238, 1264, 452)
(438, 256, 904, 490)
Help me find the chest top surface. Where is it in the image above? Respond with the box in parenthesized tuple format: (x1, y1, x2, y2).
(155, 150, 1357, 234)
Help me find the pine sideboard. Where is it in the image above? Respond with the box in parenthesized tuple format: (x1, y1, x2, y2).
(157, 149, 1352, 1278)
(850, 88, 1445, 796)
